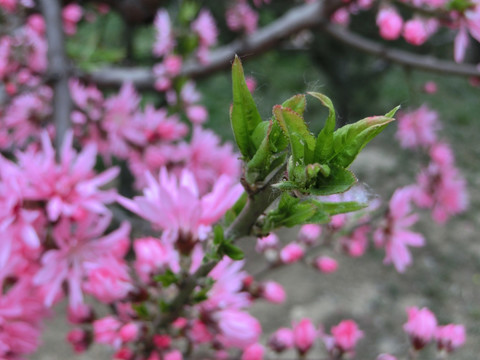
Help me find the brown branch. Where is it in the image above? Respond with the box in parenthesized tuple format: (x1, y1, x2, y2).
(154, 163, 286, 331)
(39, 0, 71, 150)
(81, 1, 480, 89)
(322, 23, 480, 77)
(80, 0, 342, 88)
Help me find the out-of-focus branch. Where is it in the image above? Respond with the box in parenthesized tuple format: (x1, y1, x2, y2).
(39, 0, 71, 150)
(80, 0, 342, 88)
(323, 23, 480, 77)
(81, 0, 480, 89)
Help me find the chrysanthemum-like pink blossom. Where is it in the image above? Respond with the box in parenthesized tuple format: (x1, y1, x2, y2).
(118, 168, 242, 250)
(34, 215, 131, 309)
(17, 131, 119, 222)
(396, 105, 440, 149)
(374, 187, 425, 273)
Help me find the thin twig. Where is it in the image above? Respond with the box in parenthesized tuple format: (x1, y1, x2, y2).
(322, 22, 480, 78)
(39, 0, 71, 150)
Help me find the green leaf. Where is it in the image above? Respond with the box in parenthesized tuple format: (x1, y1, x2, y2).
(132, 303, 149, 318)
(385, 105, 400, 118)
(213, 225, 224, 246)
(282, 94, 307, 116)
(154, 269, 178, 287)
(330, 116, 394, 168)
(251, 121, 270, 150)
(309, 92, 336, 164)
(309, 166, 357, 195)
(231, 55, 263, 159)
(273, 105, 315, 164)
(158, 299, 171, 313)
(446, 0, 474, 11)
(222, 242, 245, 260)
(310, 200, 367, 216)
(246, 121, 287, 184)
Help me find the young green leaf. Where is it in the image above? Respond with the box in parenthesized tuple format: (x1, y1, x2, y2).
(273, 105, 315, 164)
(222, 242, 245, 260)
(309, 92, 336, 164)
(282, 94, 307, 116)
(308, 166, 357, 195)
(330, 116, 394, 168)
(231, 55, 263, 159)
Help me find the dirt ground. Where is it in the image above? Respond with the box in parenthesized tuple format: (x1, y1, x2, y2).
(32, 140, 480, 359)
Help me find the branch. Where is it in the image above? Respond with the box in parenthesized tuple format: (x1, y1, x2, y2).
(154, 163, 286, 330)
(322, 23, 480, 77)
(80, 0, 342, 88)
(39, 0, 71, 150)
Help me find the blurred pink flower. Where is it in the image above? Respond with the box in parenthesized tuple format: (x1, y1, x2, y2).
(153, 9, 175, 57)
(377, 7, 403, 40)
(268, 327, 294, 352)
(331, 320, 364, 354)
(215, 309, 262, 349)
(396, 105, 440, 149)
(242, 343, 265, 360)
(293, 318, 316, 354)
(374, 187, 425, 273)
(403, 306, 437, 350)
(436, 324, 466, 352)
(261, 281, 286, 304)
(280, 243, 304, 264)
(314, 256, 338, 274)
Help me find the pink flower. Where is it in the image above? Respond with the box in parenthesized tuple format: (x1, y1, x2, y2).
(423, 81, 437, 94)
(83, 264, 133, 303)
(374, 187, 425, 273)
(256, 233, 279, 252)
(67, 328, 90, 353)
(34, 215, 131, 308)
(216, 309, 262, 349)
(204, 257, 250, 311)
(280, 243, 304, 264)
(298, 224, 322, 245)
(191, 9, 218, 47)
(403, 18, 429, 46)
(293, 318, 317, 354)
(186, 105, 208, 124)
(118, 168, 242, 252)
(226, 2, 259, 34)
(331, 8, 350, 26)
(18, 131, 119, 222)
(435, 324, 466, 352)
(93, 316, 122, 348)
(261, 281, 286, 304)
(164, 350, 183, 360)
(133, 237, 179, 282)
(331, 320, 364, 354)
(376, 7, 403, 40)
(314, 256, 338, 274)
(403, 307, 437, 349)
(396, 105, 440, 149)
(242, 343, 265, 360)
(188, 320, 213, 344)
(153, 9, 175, 57)
(268, 327, 294, 352)
(341, 225, 369, 257)
(62, 3, 83, 35)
